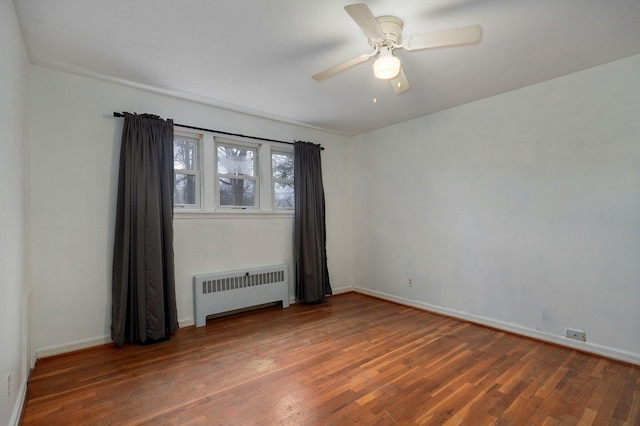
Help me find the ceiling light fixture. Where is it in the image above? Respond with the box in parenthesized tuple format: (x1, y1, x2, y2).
(373, 46, 400, 80)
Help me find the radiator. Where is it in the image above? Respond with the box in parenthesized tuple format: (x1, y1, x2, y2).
(193, 264, 289, 327)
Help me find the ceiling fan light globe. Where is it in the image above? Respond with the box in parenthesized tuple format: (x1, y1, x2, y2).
(373, 55, 401, 80)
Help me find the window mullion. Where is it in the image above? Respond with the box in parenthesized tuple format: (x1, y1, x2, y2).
(201, 133, 215, 211)
(260, 144, 272, 211)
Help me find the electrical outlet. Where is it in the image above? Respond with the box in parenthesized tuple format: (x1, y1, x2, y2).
(566, 328, 586, 342)
(408, 278, 413, 287)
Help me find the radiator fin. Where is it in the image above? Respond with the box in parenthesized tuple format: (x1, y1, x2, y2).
(201, 270, 285, 294)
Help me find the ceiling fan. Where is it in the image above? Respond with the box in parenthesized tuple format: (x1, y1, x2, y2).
(312, 3, 482, 94)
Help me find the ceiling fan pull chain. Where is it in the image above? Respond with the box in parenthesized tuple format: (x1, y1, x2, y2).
(372, 72, 378, 104)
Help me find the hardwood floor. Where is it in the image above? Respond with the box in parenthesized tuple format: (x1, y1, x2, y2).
(22, 292, 640, 425)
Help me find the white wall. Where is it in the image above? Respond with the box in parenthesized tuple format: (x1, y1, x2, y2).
(28, 66, 353, 357)
(353, 54, 640, 363)
(25, 32, 640, 371)
(0, 0, 30, 424)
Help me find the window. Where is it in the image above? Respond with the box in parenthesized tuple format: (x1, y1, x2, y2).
(216, 141, 258, 208)
(172, 130, 293, 214)
(173, 134, 200, 207)
(272, 151, 294, 209)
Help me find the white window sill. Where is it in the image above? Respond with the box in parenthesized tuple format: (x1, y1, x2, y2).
(174, 210, 294, 220)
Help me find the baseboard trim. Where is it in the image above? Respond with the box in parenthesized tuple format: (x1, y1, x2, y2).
(35, 288, 638, 366)
(9, 376, 27, 426)
(178, 317, 194, 328)
(353, 286, 640, 366)
(283, 286, 353, 305)
(329, 286, 353, 296)
(35, 335, 112, 359)
(35, 315, 200, 359)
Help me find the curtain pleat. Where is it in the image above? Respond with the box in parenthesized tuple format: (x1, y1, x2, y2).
(112, 113, 178, 346)
(294, 141, 332, 303)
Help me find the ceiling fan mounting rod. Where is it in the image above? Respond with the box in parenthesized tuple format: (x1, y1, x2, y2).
(373, 40, 398, 52)
(374, 15, 403, 45)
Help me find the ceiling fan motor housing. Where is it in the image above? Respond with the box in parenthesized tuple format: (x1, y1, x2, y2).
(369, 15, 403, 48)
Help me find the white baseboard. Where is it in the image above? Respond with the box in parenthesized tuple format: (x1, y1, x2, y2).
(330, 286, 353, 295)
(35, 287, 638, 366)
(36, 317, 196, 359)
(178, 317, 195, 328)
(35, 334, 113, 359)
(285, 286, 352, 304)
(9, 376, 27, 426)
(353, 286, 640, 366)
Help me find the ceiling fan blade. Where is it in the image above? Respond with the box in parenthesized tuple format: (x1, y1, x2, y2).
(312, 54, 373, 81)
(403, 24, 482, 51)
(345, 3, 385, 42)
(391, 66, 410, 94)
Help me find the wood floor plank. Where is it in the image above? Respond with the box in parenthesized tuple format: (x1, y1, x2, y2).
(21, 292, 640, 425)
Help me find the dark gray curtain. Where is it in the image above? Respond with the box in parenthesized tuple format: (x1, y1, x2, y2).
(294, 141, 332, 303)
(111, 113, 178, 346)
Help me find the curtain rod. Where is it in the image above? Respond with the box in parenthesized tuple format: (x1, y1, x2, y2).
(113, 112, 323, 150)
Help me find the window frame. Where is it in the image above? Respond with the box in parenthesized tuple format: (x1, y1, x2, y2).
(173, 132, 201, 209)
(271, 149, 295, 210)
(215, 138, 260, 210)
(172, 129, 294, 217)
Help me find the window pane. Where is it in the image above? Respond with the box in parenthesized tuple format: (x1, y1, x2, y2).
(174, 139, 196, 170)
(219, 177, 255, 206)
(217, 145, 255, 176)
(274, 182, 294, 209)
(272, 152, 294, 180)
(174, 173, 197, 205)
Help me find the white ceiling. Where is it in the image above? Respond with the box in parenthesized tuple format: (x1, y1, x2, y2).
(14, 0, 640, 136)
